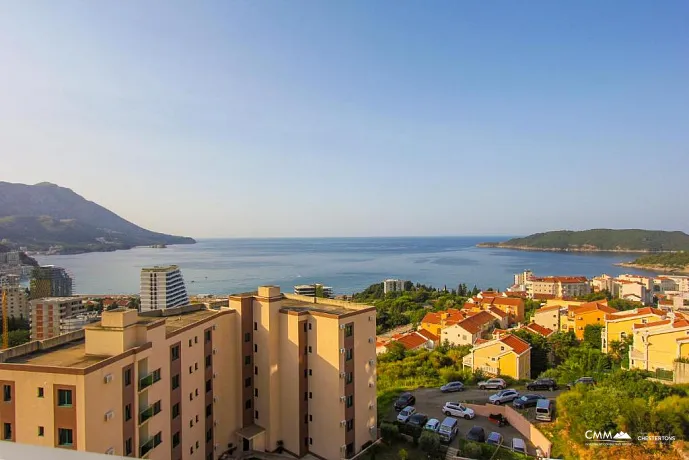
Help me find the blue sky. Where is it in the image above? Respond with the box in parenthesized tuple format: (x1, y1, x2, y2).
(1, 1, 687, 237)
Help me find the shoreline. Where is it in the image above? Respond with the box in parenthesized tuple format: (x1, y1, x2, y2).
(614, 262, 689, 274)
(29, 241, 196, 257)
(476, 243, 675, 253)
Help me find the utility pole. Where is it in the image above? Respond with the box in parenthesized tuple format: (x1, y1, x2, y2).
(2, 290, 8, 349)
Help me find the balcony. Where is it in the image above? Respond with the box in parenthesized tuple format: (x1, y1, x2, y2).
(478, 365, 500, 375)
(139, 369, 161, 391)
(462, 355, 473, 367)
(139, 401, 162, 425)
(139, 432, 162, 457)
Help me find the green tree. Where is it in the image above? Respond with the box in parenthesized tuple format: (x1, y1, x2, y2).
(380, 422, 398, 443)
(8, 329, 30, 347)
(381, 342, 406, 362)
(583, 324, 603, 349)
(419, 431, 441, 454)
(548, 331, 577, 365)
(513, 329, 550, 377)
(398, 448, 408, 460)
(609, 298, 643, 311)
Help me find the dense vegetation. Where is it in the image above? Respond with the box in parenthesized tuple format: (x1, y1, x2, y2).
(0, 317, 31, 347)
(481, 229, 689, 252)
(628, 251, 689, 270)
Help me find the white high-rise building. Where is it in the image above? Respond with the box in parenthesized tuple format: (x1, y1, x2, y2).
(383, 279, 405, 294)
(140, 265, 190, 312)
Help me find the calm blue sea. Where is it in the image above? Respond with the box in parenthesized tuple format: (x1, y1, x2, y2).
(34, 237, 660, 296)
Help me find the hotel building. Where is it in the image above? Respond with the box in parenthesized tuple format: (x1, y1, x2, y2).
(1, 275, 29, 319)
(29, 297, 88, 341)
(0, 286, 377, 460)
(140, 266, 190, 312)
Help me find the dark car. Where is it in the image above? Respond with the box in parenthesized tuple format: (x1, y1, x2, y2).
(466, 426, 486, 443)
(407, 413, 429, 428)
(394, 392, 416, 411)
(566, 377, 595, 390)
(512, 394, 544, 409)
(526, 378, 558, 391)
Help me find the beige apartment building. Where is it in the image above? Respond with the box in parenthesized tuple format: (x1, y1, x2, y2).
(1, 275, 29, 319)
(29, 297, 88, 340)
(0, 286, 377, 460)
(528, 276, 590, 299)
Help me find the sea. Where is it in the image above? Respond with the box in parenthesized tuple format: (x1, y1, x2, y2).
(34, 237, 660, 296)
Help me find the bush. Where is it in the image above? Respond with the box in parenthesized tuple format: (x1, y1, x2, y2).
(419, 431, 441, 454)
(398, 448, 408, 460)
(461, 441, 482, 458)
(380, 422, 398, 443)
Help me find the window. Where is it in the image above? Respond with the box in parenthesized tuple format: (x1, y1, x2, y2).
(125, 403, 132, 421)
(244, 355, 251, 365)
(304, 392, 308, 401)
(255, 410, 259, 419)
(345, 324, 353, 337)
(171, 345, 180, 361)
(189, 339, 192, 347)
(500, 346, 505, 351)
(309, 438, 313, 445)
(303, 369, 307, 378)
(190, 447, 194, 455)
(172, 431, 180, 448)
(308, 323, 312, 330)
(206, 379, 212, 393)
(2, 385, 11, 402)
(345, 372, 353, 384)
(205, 355, 212, 368)
(304, 414, 308, 423)
(125, 438, 132, 456)
(205, 330, 211, 343)
(195, 362, 198, 371)
(303, 322, 307, 332)
(254, 366, 258, 375)
(309, 414, 313, 422)
(255, 322, 258, 331)
(254, 388, 258, 397)
(190, 393, 193, 401)
(206, 428, 213, 442)
(195, 388, 199, 397)
(194, 336, 198, 344)
(244, 333, 251, 343)
(308, 346, 312, 353)
(206, 404, 212, 418)
(58, 428, 73, 446)
(309, 392, 312, 399)
(172, 403, 180, 419)
(346, 419, 354, 432)
(245, 378, 252, 388)
(254, 344, 258, 353)
(346, 395, 353, 408)
(124, 369, 132, 386)
(190, 419, 194, 428)
(346, 348, 353, 361)
(189, 366, 193, 374)
(245, 399, 252, 409)
(37, 387, 44, 398)
(196, 441, 199, 449)
(3, 423, 11, 440)
(57, 389, 72, 407)
(196, 414, 199, 423)
(308, 369, 312, 376)
(172, 374, 180, 390)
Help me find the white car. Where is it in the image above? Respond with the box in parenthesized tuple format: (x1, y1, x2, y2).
(397, 406, 416, 423)
(442, 402, 475, 419)
(478, 378, 507, 390)
(489, 389, 520, 405)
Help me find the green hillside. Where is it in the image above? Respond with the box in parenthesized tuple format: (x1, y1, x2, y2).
(628, 252, 689, 269)
(481, 229, 689, 252)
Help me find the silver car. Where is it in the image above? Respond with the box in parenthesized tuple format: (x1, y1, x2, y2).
(488, 389, 520, 405)
(477, 378, 507, 390)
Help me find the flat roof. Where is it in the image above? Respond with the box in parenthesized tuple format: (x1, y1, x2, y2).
(141, 265, 179, 272)
(30, 296, 83, 303)
(5, 340, 105, 368)
(164, 309, 220, 333)
(280, 297, 371, 317)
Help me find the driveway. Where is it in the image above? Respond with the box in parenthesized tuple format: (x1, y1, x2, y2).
(385, 386, 563, 456)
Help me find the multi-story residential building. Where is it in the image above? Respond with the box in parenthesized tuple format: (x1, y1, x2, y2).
(666, 276, 689, 293)
(293, 284, 333, 299)
(611, 279, 650, 304)
(602, 307, 666, 352)
(29, 266, 73, 300)
(29, 297, 89, 340)
(382, 279, 405, 294)
(1, 274, 29, 319)
(561, 301, 618, 340)
(0, 285, 377, 460)
(591, 274, 614, 293)
(462, 334, 531, 380)
(655, 276, 679, 293)
(527, 276, 590, 299)
(441, 311, 498, 347)
(629, 315, 689, 372)
(0, 251, 21, 265)
(420, 308, 468, 337)
(533, 304, 566, 333)
(513, 270, 533, 291)
(464, 296, 525, 324)
(140, 266, 190, 312)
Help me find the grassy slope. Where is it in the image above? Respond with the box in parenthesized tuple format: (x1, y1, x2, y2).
(628, 252, 689, 268)
(499, 229, 689, 251)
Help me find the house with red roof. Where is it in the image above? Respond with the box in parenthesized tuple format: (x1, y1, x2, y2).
(602, 307, 666, 352)
(462, 333, 531, 380)
(523, 322, 554, 338)
(630, 313, 689, 373)
(440, 311, 497, 347)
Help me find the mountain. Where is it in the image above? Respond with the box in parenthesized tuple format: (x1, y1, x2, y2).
(477, 229, 689, 253)
(0, 182, 195, 254)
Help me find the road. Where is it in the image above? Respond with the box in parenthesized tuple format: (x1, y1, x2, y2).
(384, 386, 564, 456)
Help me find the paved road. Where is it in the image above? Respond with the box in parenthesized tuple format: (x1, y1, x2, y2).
(385, 386, 564, 457)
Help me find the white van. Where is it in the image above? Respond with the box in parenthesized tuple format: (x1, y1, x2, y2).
(437, 417, 458, 442)
(535, 398, 554, 421)
(511, 437, 527, 454)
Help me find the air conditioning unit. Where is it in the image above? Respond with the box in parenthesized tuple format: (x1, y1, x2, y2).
(104, 410, 114, 421)
(212, 349, 217, 355)
(103, 374, 113, 384)
(340, 348, 345, 354)
(339, 372, 346, 378)
(214, 420, 219, 427)
(369, 403, 374, 409)
(340, 420, 347, 427)
(368, 337, 374, 343)
(340, 396, 346, 402)
(105, 447, 114, 455)
(213, 396, 219, 403)
(369, 359, 375, 366)
(339, 324, 346, 330)
(213, 373, 218, 379)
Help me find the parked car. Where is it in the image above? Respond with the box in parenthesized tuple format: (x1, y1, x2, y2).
(466, 426, 486, 443)
(488, 389, 520, 405)
(440, 381, 465, 393)
(442, 402, 475, 419)
(478, 378, 507, 390)
(438, 417, 459, 442)
(486, 432, 504, 447)
(394, 392, 416, 411)
(526, 378, 558, 391)
(397, 406, 416, 423)
(566, 377, 595, 390)
(512, 394, 545, 409)
(511, 438, 527, 454)
(424, 418, 440, 433)
(536, 398, 554, 422)
(407, 413, 428, 428)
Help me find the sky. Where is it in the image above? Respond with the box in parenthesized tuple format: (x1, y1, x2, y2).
(0, 1, 687, 238)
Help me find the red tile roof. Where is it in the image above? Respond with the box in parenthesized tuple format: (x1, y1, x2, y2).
(570, 302, 617, 315)
(500, 334, 531, 354)
(532, 276, 588, 283)
(533, 293, 557, 300)
(492, 297, 524, 307)
(474, 338, 489, 345)
(395, 333, 428, 350)
(536, 304, 563, 313)
(609, 307, 665, 320)
(506, 291, 528, 298)
(416, 329, 439, 342)
(456, 311, 496, 334)
(488, 306, 508, 319)
(421, 312, 441, 325)
(525, 323, 554, 337)
(634, 319, 672, 329)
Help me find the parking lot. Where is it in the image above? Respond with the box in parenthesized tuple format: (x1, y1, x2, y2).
(386, 386, 563, 456)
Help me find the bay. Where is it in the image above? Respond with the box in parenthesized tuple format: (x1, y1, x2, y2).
(34, 237, 660, 296)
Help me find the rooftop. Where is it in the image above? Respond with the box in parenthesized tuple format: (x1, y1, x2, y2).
(5, 340, 104, 368)
(280, 297, 372, 317)
(141, 265, 179, 272)
(29, 296, 83, 303)
(164, 309, 220, 333)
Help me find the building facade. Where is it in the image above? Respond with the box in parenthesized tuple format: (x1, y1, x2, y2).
(382, 279, 404, 295)
(0, 286, 377, 460)
(29, 297, 88, 340)
(527, 276, 590, 299)
(29, 266, 73, 300)
(293, 284, 333, 299)
(140, 266, 190, 312)
(533, 304, 565, 333)
(1, 275, 29, 319)
(462, 334, 531, 380)
(602, 307, 665, 353)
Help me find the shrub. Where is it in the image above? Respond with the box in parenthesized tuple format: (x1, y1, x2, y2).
(461, 441, 482, 458)
(398, 448, 408, 460)
(419, 431, 441, 454)
(380, 422, 398, 443)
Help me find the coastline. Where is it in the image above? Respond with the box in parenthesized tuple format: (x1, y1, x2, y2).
(476, 243, 673, 253)
(614, 262, 689, 274)
(29, 241, 195, 257)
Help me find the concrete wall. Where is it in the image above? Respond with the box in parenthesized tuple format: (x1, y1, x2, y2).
(674, 362, 689, 384)
(0, 330, 85, 363)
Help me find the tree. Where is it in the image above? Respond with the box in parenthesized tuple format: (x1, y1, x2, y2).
(548, 331, 578, 365)
(8, 329, 30, 347)
(513, 329, 550, 377)
(419, 431, 441, 454)
(583, 324, 603, 349)
(398, 448, 408, 460)
(380, 422, 398, 444)
(382, 342, 406, 362)
(609, 298, 643, 312)
(471, 285, 480, 296)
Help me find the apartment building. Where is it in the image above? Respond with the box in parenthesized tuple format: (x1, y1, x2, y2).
(533, 304, 566, 332)
(561, 302, 618, 340)
(464, 296, 525, 324)
(420, 308, 468, 337)
(655, 277, 679, 293)
(1, 274, 29, 319)
(629, 315, 689, 372)
(0, 286, 377, 460)
(382, 279, 405, 294)
(293, 284, 334, 299)
(29, 297, 89, 340)
(441, 311, 497, 347)
(29, 266, 73, 300)
(527, 276, 590, 299)
(462, 334, 531, 380)
(602, 307, 665, 353)
(140, 266, 190, 312)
